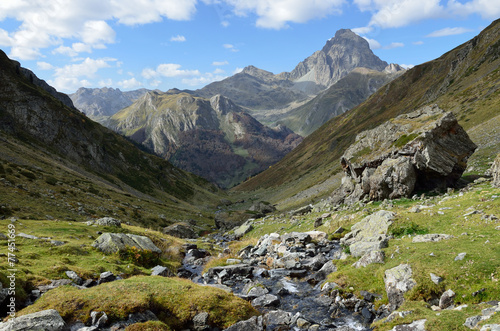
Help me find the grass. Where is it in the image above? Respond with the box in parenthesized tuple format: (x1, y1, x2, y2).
(17, 276, 258, 330)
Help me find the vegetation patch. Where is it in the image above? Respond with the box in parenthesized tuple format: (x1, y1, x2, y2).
(392, 133, 419, 148)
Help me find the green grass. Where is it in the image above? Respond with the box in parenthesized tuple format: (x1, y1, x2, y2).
(18, 276, 258, 329)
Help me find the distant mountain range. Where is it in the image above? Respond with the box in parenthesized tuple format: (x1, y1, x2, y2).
(108, 92, 302, 188)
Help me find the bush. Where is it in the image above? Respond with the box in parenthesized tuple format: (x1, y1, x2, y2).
(45, 176, 58, 185)
(119, 246, 159, 268)
(389, 222, 428, 237)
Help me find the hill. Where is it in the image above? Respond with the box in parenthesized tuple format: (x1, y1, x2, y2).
(233, 19, 500, 209)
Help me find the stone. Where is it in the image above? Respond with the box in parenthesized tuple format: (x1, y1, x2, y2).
(340, 210, 395, 257)
(90, 311, 108, 328)
(290, 205, 312, 216)
(455, 252, 467, 261)
(430, 273, 443, 285)
(281, 232, 312, 245)
(305, 231, 328, 241)
(242, 282, 269, 300)
(412, 234, 454, 243)
(162, 222, 197, 239)
(234, 220, 254, 238)
(251, 294, 280, 308)
(480, 325, 500, 331)
(439, 289, 455, 309)
(65, 271, 83, 285)
(203, 264, 254, 282)
(249, 201, 276, 217)
(0, 309, 65, 331)
(92, 233, 162, 254)
(95, 217, 121, 227)
(296, 318, 311, 329)
(127, 310, 159, 324)
(306, 260, 337, 285)
(16, 232, 40, 240)
(464, 315, 489, 329)
(384, 264, 416, 311)
(301, 254, 327, 271)
(193, 312, 210, 331)
(333, 105, 477, 204)
(391, 319, 427, 331)
(151, 265, 172, 277)
(491, 154, 500, 188)
(263, 310, 292, 329)
(353, 250, 385, 268)
(99, 271, 116, 283)
(224, 316, 263, 331)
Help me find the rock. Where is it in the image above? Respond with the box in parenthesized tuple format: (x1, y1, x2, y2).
(65, 271, 83, 285)
(455, 252, 467, 261)
(38, 279, 73, 293)
(263, 310, 293, 329)
(127, 310, 159, 324)
(224, 316, 263, 331)
(242, 282, 269, 300)
(384, 264, 416, 311)
(249, 201, 276, 217)
(306, 260, 337, 285)
(0, 309, 65, 331)
(439, 289, 455, 309)
(281, 232, 312, 246)
(193, 312, 210, 331)
(391, 319, 427, 331)
(412, 234, 454, 243)
(95, 217, 121, 227)
(353, 250, 385, 268)
(332, 105, 477, 204)
(90, 311, 108, 328)
(296, 317, 311, 329)
(251, 294, 280, 308)
(92, 233, 162, 254)
(480, 325, 500, 331)
(151, 265, 172, 277)
(234, 220, 254, 238)
(305, 231, 328, 242)
(491, 154, 500, 188)
(203, 264, 254, 283)
(16, 232, 40, 240)
(314, 218, 323, 228)
(430, 273, 443, 285)
(50, 240, 66, 246)
(302, 254, 327, 271)
(162, 222, 197, 239)
(99, 271, 116, 283)
(340, 210, 395, 257)
(464, 315, 489, 329)
(290, 205, 313, 216)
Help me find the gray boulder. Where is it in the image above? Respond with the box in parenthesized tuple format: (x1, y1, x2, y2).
(251, 294, 280, 308)
(162, 222, 197, 239)
(263, 310, 293, 329)
(234, 220, 254, 238)
(439, 289, 455, 309)
(384, 264, 416, 311)
(412, 234, 454, 243)
(151, 265, 172, 277)
(0, 309, 65, 331)
(92, 233, 162, 254)
(249, 201, 276, 217)
(95, 217, 121, 227)
(353, 250, 385, 268)
(224, 316, 263, 331)
(241, 282, 269, 299)
(492, 154, 500, 188)
(390, 319, 427, 331)
(340, 210, 395, 257)
(333, 105, 477, 204)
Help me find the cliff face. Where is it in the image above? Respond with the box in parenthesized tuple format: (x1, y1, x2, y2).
(109, 92, 302, 188)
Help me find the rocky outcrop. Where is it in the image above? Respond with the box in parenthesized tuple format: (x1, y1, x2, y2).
(332, 105, 477, 204)
(92, 233, 162, 254)
(162, 222, 197, 239)
(384, 264, 416, 311)
(492, 154, 500, 188)
(340, 210, 395, 257)
(0, 309, 66, 331)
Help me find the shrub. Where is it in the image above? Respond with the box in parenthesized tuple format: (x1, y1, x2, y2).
(389, 222, 428, 237)
(119, 246, 159, 268)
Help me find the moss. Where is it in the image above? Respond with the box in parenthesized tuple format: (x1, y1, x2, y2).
(393, 133, 419, 148)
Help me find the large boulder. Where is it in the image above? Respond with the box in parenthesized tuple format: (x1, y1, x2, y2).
(162, 222, 197, 239)
(0, 309, 65, 331)
(332, 105, 477, 204)
(492, 154, 500, 188)
(92, 233, 162, 254)
(340, 210, 395, 257)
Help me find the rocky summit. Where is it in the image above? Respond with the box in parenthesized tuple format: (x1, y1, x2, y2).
(332, 104, 477, 204)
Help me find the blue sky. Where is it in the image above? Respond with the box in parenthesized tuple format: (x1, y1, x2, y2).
(0, 0, 498, 94)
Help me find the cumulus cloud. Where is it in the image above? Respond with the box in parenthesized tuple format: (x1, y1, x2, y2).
(384, 42, 404, 49)
(117, 77, 143, 89)
(181, 72, 227, 86)
(426, 27, 473, 37)
(0, 0, 197, 60)
(212, 60, 229, 66)
(222, 0, 345, 29)
(170, 35, 186, 42)
(362, 37, 381, 50)
(223, 43, 239, 52)
(37, 62, 54, 70)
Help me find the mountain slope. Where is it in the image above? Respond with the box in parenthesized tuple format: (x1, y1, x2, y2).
(0, 49, 221, 227)
(274, 66, 405, 136)
(233, 19, 500, 208)
(108, 92, 302, 188)
(195, 29, 388, 112)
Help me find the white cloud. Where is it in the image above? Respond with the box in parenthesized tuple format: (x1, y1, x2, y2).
(0, 0, 197, 60)
(48, 57, 117, 92)
(141, 63, 200, 79)
(384, 42, 404, 49)
(363, 37, 381, 50)
(213, 68, 225, 74)
(413, 41, 424, 45)
(212, 60, 229, 66)
(426, 27, 473, 37)
(170, 35, 186, 42)
(448, 0, 500, 19)
(181, 72, 227, 86)
(221, 20, 230, 27)
(223, 43, 239, 52)
(233, 67, 244, 74)
(117, 77, 143, 89)
(223, 0, 345, 29)
(37, 61, 54, 70)
(352, 26, 373, 35)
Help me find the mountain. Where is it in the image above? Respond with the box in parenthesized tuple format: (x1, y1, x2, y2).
(195, 29, 389, 112)
(69, 87, 150, 122)
(108, 92, 303, 188)
(234, 19, 500, 209)
(0, 49, 221, 227)
(272, 66, 405, 136)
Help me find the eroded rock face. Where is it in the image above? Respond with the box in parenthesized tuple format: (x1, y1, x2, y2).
(384, 264, 416, 311)
(492, 154, 500, 188)
(332, 105, 477, 204)
(0, 309, 65, 331)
